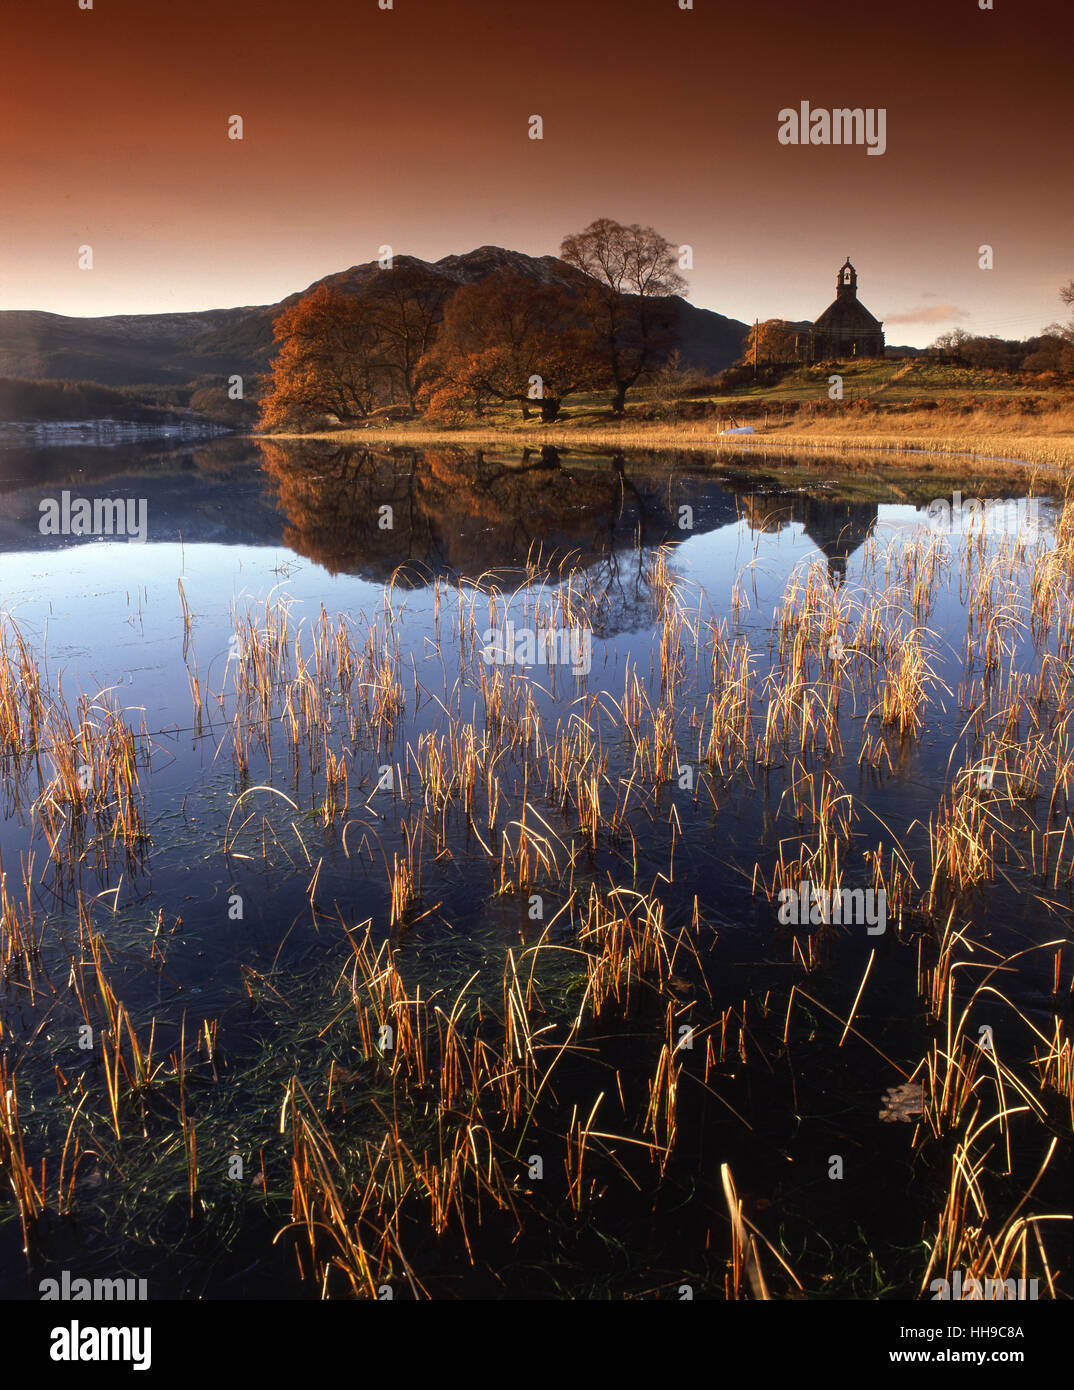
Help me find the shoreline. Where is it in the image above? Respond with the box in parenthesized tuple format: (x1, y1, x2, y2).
(259, 422, 1074, 471)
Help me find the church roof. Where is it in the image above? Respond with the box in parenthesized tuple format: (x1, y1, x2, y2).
(814, 297, 883, 332)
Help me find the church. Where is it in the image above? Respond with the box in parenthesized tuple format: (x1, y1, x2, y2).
(810, 258, 885, 360)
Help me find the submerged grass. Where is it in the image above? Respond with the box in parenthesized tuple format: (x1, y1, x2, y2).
(1, 468, 1073, 1299)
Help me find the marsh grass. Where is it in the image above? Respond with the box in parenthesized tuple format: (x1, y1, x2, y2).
(1, 468, 1073, 1299)
(266, 408, 1074, 471)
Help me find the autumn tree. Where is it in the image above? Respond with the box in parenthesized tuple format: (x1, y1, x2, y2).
(743, 319, 803, 366)
(559, 218, 686, 415)
(259, 285, 385, 430)
(418, 271, 596, 422)
(959, 335, 1020, 370)
(1020, 336, 1073, 372)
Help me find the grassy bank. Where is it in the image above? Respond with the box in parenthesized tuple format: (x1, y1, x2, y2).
(262, 362, 1074, 469)
(264, 417, 1074, 470)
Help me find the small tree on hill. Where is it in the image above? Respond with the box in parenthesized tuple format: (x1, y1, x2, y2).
(743, 319, 801, 366)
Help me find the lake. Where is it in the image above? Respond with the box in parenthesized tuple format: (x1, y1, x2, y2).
(0, 433, 1069, 1300)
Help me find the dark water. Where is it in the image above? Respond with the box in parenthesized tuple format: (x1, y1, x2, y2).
(0, 434, 1066, 1299)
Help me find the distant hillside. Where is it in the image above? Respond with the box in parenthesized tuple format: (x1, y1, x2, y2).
(0, 308, 256, 388)
(0, 247, 750, 398)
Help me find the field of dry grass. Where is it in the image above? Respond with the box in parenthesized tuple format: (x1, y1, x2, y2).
(265, 416, 1074, 471)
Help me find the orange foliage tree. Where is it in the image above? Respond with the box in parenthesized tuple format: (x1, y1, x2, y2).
(743, 319, 805, 366)
(259, 285, 385, 430)
(417, 270, 597, 422)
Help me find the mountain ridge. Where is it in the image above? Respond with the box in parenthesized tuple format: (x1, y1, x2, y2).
(0, 247, 751, 389)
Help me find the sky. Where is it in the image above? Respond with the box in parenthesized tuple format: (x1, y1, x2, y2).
(2, 0, 1071, 347)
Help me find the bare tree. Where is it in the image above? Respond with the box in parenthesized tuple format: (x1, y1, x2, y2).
(930, 327, 972, 357)
(559, 219, 686, 415)
(367, 262, 451, 410)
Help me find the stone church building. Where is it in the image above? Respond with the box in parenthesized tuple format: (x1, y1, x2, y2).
(811, 259, 885, 360)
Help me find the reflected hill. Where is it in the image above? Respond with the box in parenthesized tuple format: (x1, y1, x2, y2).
(0, 436, 284, 550)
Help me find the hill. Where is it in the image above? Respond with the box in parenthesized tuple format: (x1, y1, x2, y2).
(0, 308, 255, 388)
(0, 248, 751, 398)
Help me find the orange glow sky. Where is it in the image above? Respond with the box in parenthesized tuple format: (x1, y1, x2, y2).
(2, 0, 1070, 346)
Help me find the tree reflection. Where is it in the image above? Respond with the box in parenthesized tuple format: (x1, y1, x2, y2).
(259, 442, 881, 626)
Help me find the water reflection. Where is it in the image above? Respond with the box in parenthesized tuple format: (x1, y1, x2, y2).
(258, 440, 889, 588)
(0, 430, 1063, 1299)
(738, 493, 879, 585)
(0, 434, 1054, 595)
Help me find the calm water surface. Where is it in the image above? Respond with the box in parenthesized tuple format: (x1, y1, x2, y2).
(0, 435, 1064, 1297)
